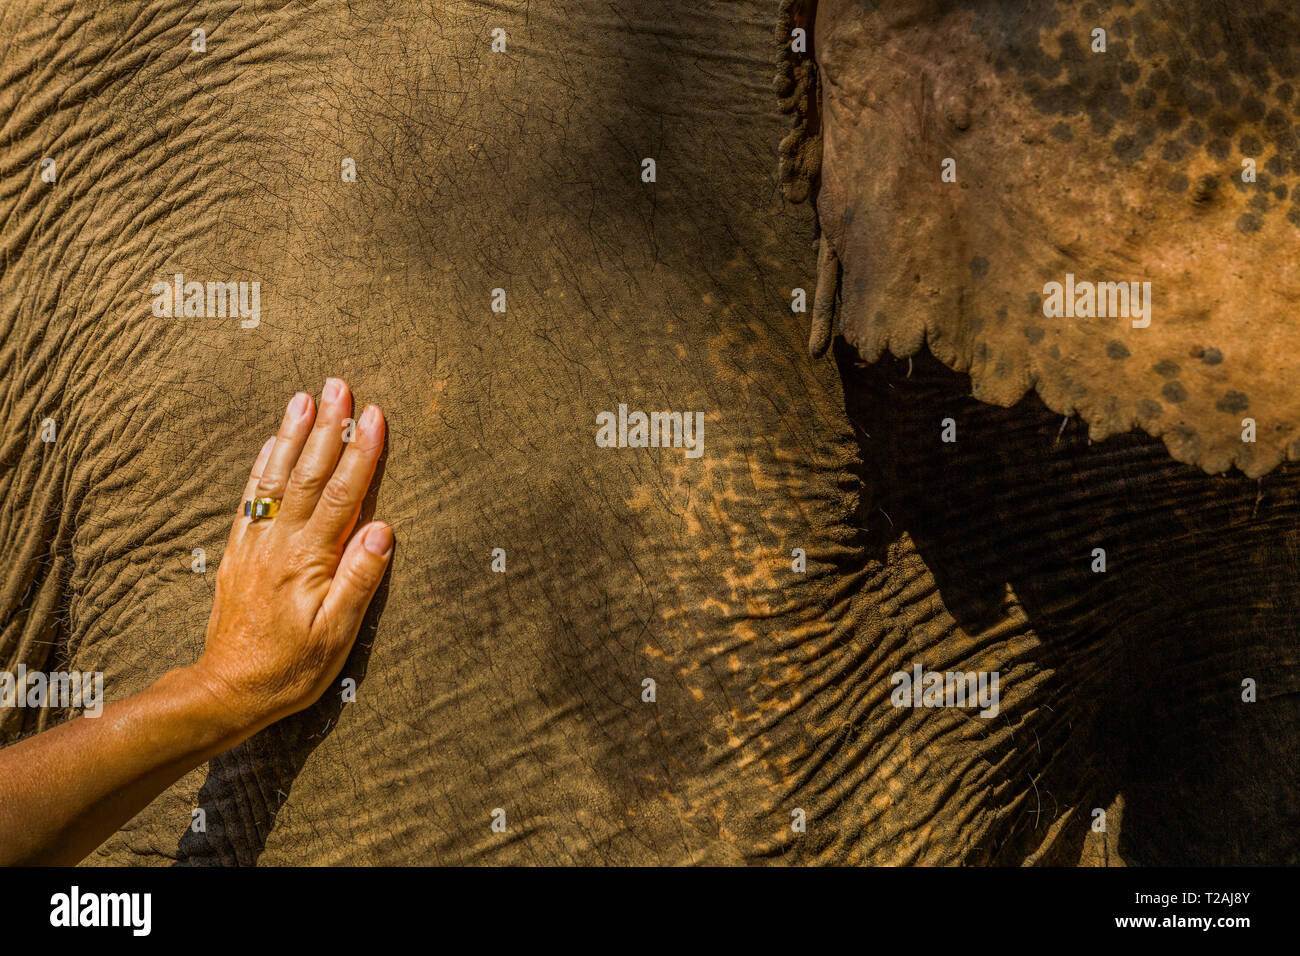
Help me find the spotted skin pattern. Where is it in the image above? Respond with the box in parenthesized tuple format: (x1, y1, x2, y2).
(979, 1, 1300, 230)
(790, 0, 1300, 477)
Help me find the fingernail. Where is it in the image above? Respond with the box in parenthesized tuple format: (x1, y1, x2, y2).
(259, 436, 276, 459)
(323, 377, 344, 404)
(360, 404, 379, 430)
(364, 522, 393, 557)
(289, 392, 311, 419)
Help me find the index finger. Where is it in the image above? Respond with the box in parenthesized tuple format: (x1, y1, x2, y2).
(301, 403, 386, 553)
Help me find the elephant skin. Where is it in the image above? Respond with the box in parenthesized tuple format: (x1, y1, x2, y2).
(0, 0, 1296, 865)
(798, 0, 1300, 476)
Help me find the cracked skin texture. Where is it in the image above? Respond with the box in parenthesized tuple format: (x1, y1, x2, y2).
(800, 0, 1300, 477)
(0, 0, 1296, 866)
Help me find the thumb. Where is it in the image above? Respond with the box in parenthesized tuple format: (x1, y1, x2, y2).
(319, 522, 393, 640)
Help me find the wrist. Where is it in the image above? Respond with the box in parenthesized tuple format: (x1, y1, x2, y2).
(163, 663, 267, 754)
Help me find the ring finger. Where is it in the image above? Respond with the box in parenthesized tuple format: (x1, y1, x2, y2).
(255, 390, 316, 508)
(230, 435, 277, 549)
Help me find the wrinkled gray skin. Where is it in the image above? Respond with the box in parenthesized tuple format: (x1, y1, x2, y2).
(1, 0, 1296, 865)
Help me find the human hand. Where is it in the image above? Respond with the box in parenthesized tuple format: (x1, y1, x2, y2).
(188, 378, 392, 735)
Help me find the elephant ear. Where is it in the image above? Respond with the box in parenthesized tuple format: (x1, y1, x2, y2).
(802, 0, 1300, 477)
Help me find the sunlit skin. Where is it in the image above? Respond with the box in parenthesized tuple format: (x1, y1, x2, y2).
(0, 379, 392, 866)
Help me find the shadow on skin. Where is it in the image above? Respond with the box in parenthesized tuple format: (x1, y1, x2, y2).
(837, 343, 1300, 865)
(173, 438, 392, 866)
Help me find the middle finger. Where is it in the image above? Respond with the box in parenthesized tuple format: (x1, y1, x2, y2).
(302, 402, 385, 551)
(278, 377, 353, 524)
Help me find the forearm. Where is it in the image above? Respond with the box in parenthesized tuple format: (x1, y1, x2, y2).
(0, 382, 389, 866)
(0, 666, 252, 866)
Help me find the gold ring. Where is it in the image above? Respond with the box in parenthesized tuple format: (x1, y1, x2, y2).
(242, 497, 282, 521)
